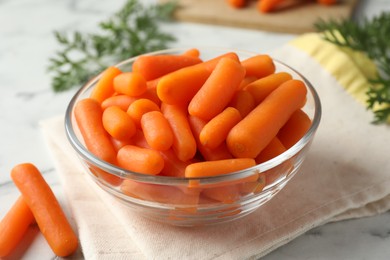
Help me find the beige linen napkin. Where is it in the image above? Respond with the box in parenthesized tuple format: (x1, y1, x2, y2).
(41, 34, 390, 260)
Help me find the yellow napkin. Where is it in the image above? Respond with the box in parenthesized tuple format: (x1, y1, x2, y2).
(41, 33, 390, 259)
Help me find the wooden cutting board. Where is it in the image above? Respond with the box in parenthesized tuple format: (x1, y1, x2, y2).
(158, 0, 358, 34)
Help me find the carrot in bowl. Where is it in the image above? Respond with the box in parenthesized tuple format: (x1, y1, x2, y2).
(0, 196, 35, 257)
(90, 66, 122, 103)
(277, 109, 312, 149)
(141, 111, 174, 151)
(188, 57, 246, 121)
(103, 106, 137, 141)
(132, 54, 202, 81)
(113, 72, 147, 97)
(241, 54, 275, 78)
(227, 79, 307, 158)
(11, 163, 78, 257)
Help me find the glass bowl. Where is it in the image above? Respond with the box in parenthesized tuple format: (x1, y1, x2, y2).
(65, 47, 321, 226)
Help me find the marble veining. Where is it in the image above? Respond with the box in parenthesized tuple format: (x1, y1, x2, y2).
(1, 0, 390, 259)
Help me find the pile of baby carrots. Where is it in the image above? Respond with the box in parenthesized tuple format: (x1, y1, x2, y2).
(227, 0, 337, 13)
(0, 163, 78, 258)
(74, 48, 312, 209)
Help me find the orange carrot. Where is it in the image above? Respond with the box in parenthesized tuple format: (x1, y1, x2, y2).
(199, 107, 242, 149)
(277, 109, 312, 149)
(101, 95, 137, 111)
(238, 76, 258, 90)
(159, 149, 192, 177)
(182, 48, 200, 58)
(185, 158, 256, 178)
(11, 163, 78, 257)
(90, 66, 122, 103)
(110, 136, 132, 152)
(188, 115, 233, 161)
(103, 106, 136, 141)
(157, 64, 211, 106)
(126, 98, 160, 128)
(239, 173, 266, 195)
(317, 0, 337, 5)
(75, 98, 117, 165)
(229, 90, 256, 117)
(141, 111, 174, 151)
(226, 0, 246, 8)
(244, 72, 292, 104)
(188, 57, 246, 120)
(117, 145, 164, 175)
(241, 54, 275, 78)
(0, 196, 34, 257)
(161, 103, 197, 161)
(202, 185, 241, 204)
(227, 79, 307, 158)
(113, 72, 147, 97)
(121, 180, 200, 206)
(255, 137, 286, 164)
(257, 0, 285, 13)
(202, 52, 240, 72)
(132, 54, 202, 81)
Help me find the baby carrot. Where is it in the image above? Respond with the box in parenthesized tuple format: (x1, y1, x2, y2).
(117, 145, 164, 174)
(132, 54, 202, 81)
(200, 107, 242, 149)
(255, 137, 286, 164)
(185, 158, 256, 178)
(229, 90, 256, 117)
(0, 196, 34, 257)
(188, 115, 233, 161)
(202, 185, 241, 204)
(139, 87, 162, 106)
(113, 72, 147, 97)
(241, 54, 275, 78)
(101, 95, 137, 111)
(156, 64, 211, 106)
(90, 66, 122, 103)
(161, 103, 197, 161)
(126, 98, 160, 128)
(277, 109, 312, 149)
(11, 163, 78, 257)
(141, 111, 174, 151)
(238, 76, 258, 90)
(227, 79, 307, 158)
(102, 106, 136, 141)
(188, 57, 246, 121)
(159, 149, 192, 177)
(244, 72, 292, 104)
(202, 52, 240, 72)
(257, 0, 285, 13)
(74, 98, 117, 165)
(110, 136, 132, 152)
(182, 48, 200, 58)
(226, 0, 246, 8)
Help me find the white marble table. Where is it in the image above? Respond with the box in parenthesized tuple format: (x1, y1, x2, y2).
(1, 0, 389, 259)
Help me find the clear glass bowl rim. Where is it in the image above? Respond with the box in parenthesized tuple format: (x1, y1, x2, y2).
(64, 47, 322, 185)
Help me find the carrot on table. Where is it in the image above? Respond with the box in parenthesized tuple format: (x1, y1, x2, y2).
(229, 90, 256, 117)
(113, 72, 147, 97)
(188, 115, 233, 161)
(244, 72, 292, 104)
(117, 145, 164, 175)
(0, 196, 35, 257)
(90, 66, 122, 103)
(141, 111, 174, 151)
(126, 98, 160, 128)
(156, 64, 211, 106)
(241, 54, 275, 78)
(185, 158, 256, 178)
(11, 163, 78, 257)
(257, 0, 285, 13)
(255, 136, 286, 164)
(132, 54, 202, 81)
(199, 107, 242, 149)
(161, 103, 197, 161)
(227, 79, 307, 158)
(101, 95, 137, 111)
(103, 106, 136, 141)
(277, 109, 312, 149)
(226, 0, 246, 8)
(188, 57, 246, 121)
